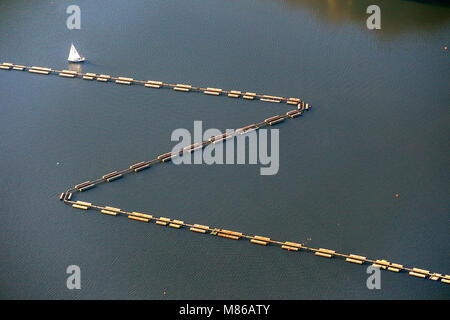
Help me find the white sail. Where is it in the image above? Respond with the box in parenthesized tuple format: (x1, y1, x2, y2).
(68, 43, 85, 62)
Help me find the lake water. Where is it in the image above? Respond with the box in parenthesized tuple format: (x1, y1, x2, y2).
(0, 0, 449, 299)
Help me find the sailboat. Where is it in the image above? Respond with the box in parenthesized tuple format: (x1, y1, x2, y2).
(68, 43, 85, 63)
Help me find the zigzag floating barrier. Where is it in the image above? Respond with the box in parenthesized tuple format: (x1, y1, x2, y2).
(1, 61, 447, 285)
(0, 62, 311, 106)
(63, 195, 450, 284)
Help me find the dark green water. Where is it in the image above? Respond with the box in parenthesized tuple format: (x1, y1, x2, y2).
(0, 0, 449, 299)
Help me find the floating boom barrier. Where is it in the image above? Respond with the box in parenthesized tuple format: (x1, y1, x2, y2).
(1, 61, 448, 285)
(0, 62, 311, 106)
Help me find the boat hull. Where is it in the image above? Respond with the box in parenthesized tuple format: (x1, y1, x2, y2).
(68, 58, 85, 63)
